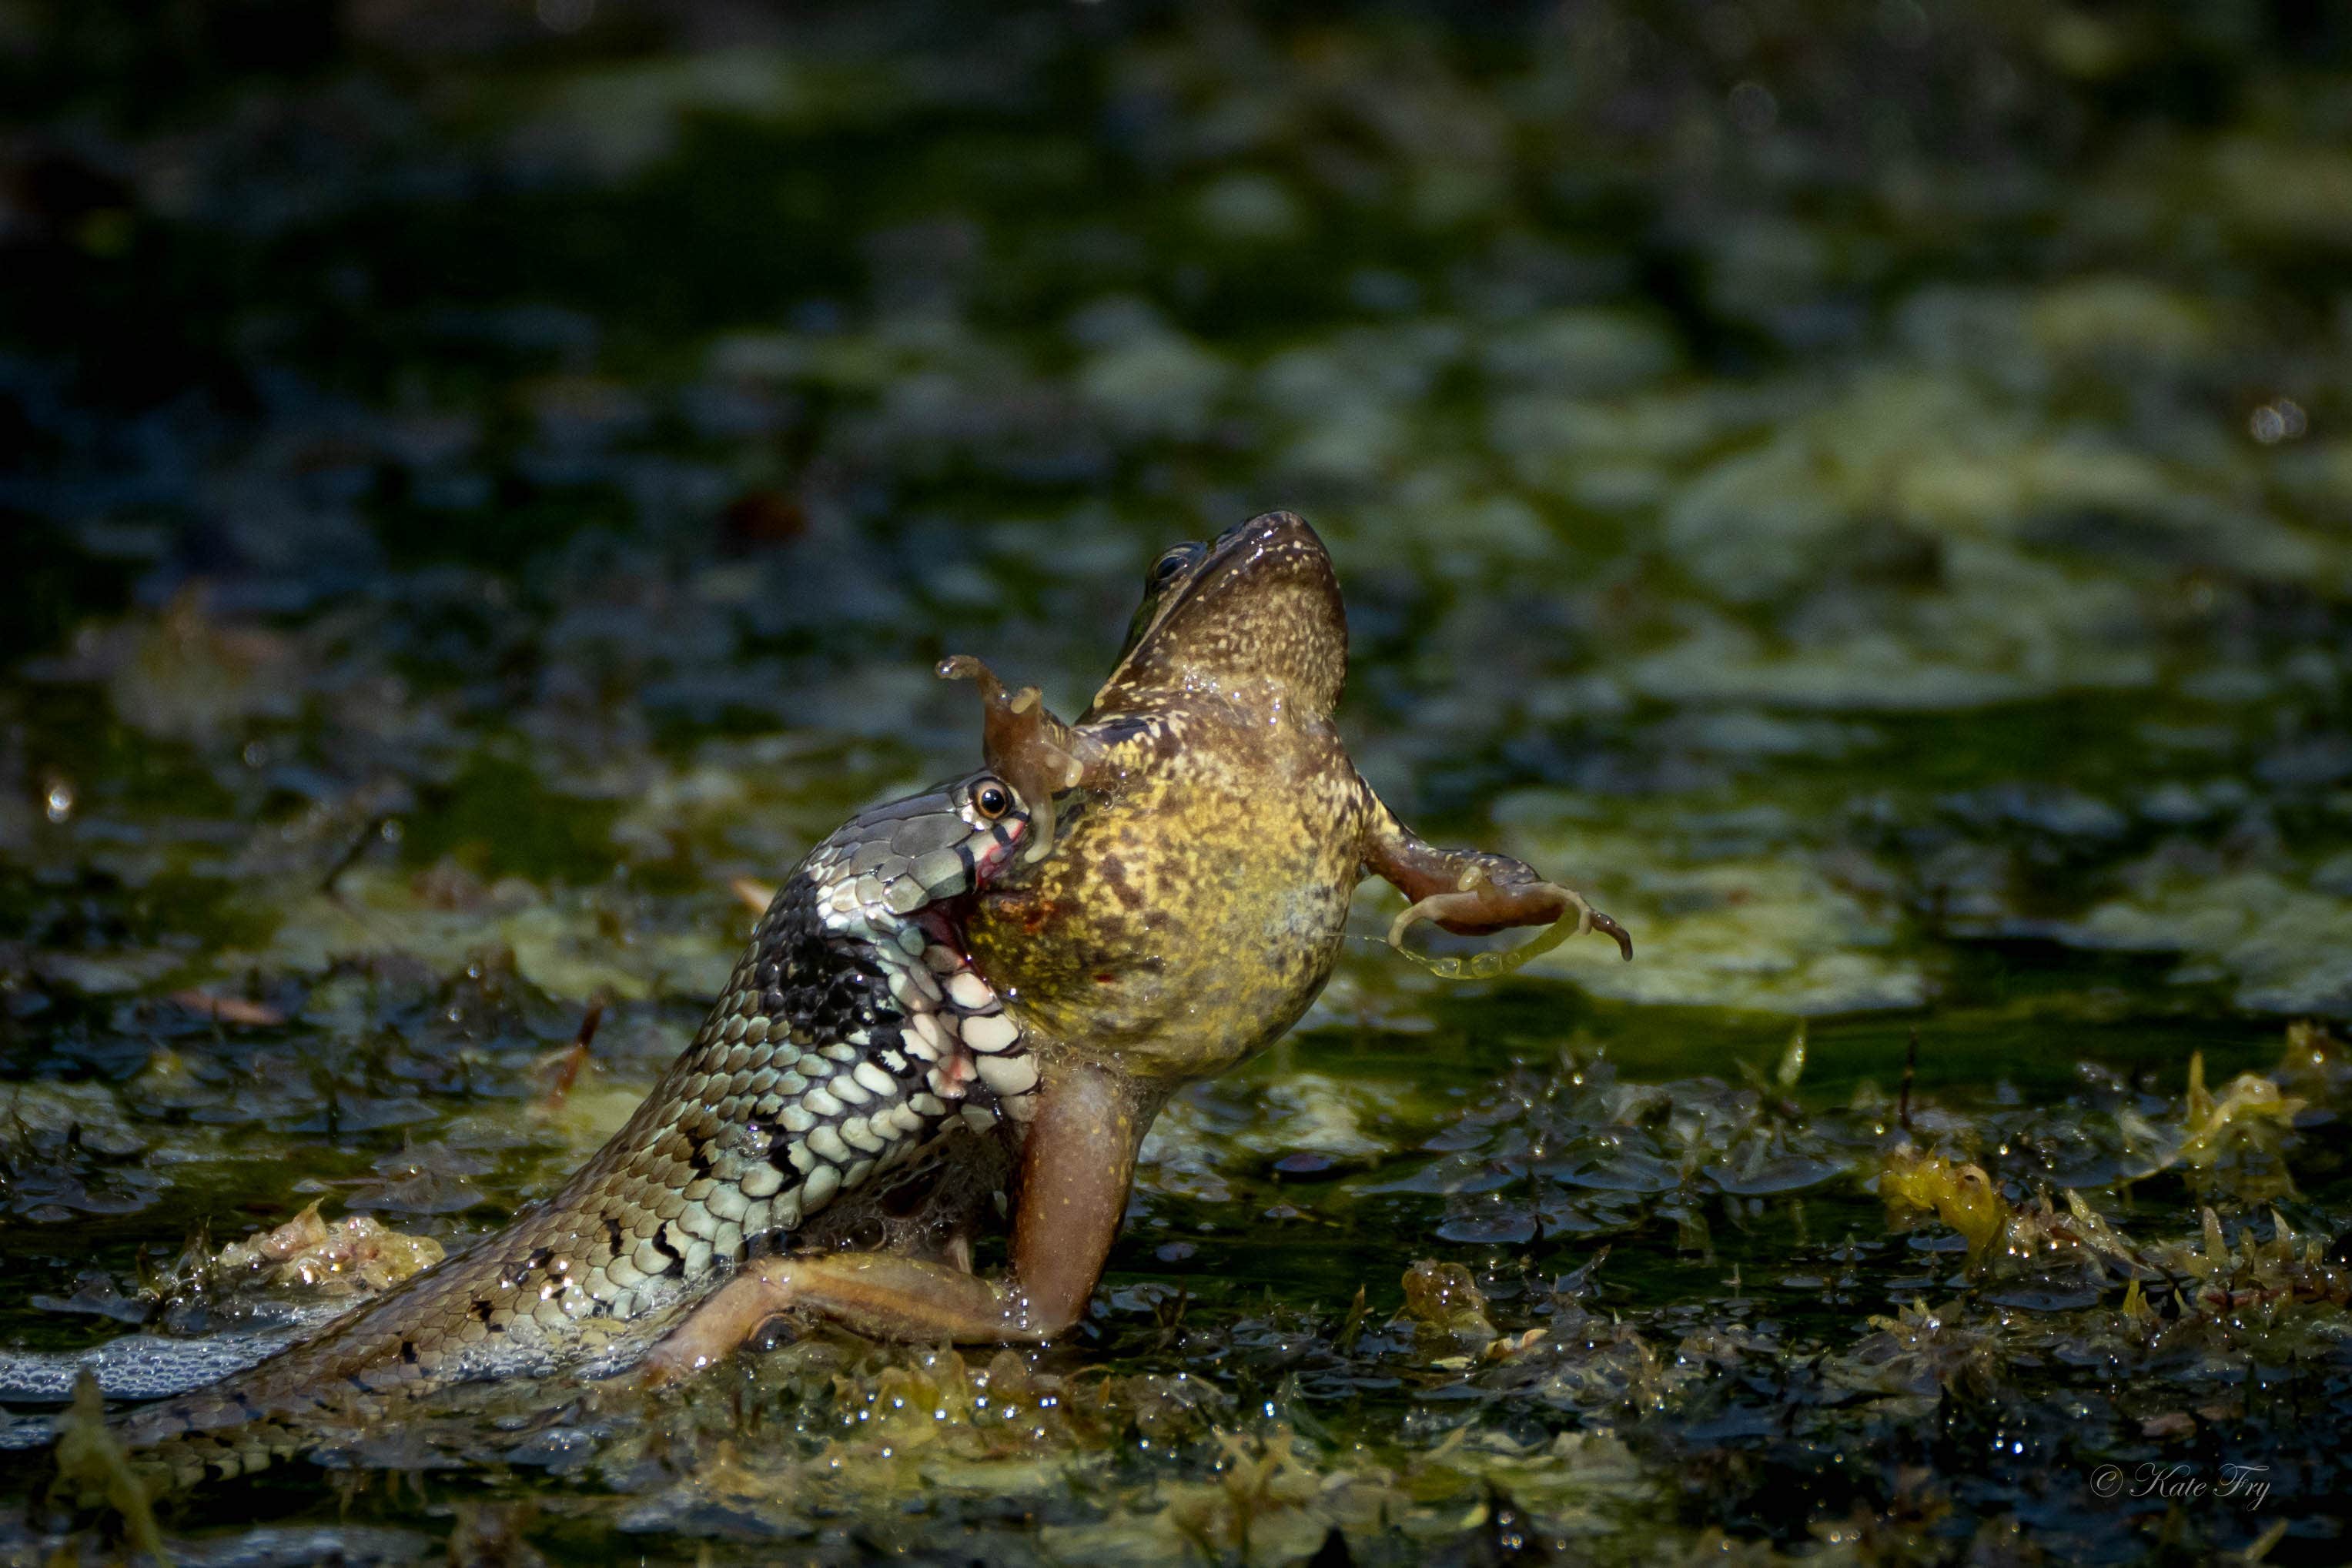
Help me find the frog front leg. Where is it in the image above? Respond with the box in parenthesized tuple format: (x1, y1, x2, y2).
(1362, 795, 1633, 961)
(637, 1063, 1137, 1378)
(938, 655, 1110, 863)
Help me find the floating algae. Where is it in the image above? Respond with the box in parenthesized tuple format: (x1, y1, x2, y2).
(6, 2, 2352, 1563)
(207, 1202, 446, 1298)
(49, 1371, 169, 1563)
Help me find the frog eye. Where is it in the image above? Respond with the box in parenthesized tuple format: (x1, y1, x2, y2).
(1147, 543, 1204, 588)
(972, 778, 1014, 821)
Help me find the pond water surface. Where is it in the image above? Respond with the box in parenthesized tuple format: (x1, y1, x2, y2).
(3, 3, 2350, 1563)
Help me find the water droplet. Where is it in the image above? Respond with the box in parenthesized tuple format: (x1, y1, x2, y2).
(2250, 399, 2307, 444)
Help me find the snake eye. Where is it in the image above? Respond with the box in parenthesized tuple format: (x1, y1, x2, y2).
(973, 780, 1012, 820)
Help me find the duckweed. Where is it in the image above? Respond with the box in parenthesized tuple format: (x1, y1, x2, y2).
(5, 2, 2351, 1563)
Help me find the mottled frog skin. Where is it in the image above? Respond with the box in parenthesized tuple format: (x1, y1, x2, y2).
(657, 511, 1628, 1363)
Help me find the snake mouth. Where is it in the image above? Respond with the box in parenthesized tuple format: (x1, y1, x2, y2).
(910, 901, 1039, 1121)
(970, 817, 1028, 881)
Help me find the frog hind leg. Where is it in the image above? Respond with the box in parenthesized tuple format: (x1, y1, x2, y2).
(633, 1255, 1045, 1379)
(1362, 795, 1632, 961)
(634, 1063, 1137, 1380)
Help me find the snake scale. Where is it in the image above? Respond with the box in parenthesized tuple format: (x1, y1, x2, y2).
(4, 767, 1042, 1483)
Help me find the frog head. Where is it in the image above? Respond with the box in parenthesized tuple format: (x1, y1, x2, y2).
(1089, 511, 1348, 722)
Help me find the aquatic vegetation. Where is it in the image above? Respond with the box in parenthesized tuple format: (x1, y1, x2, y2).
(204, 1201, 444, 1299)
(47, 1370, 167, 1561)
(6, 0, 2352, 1560)
(1879, 1148, 2008, 1265)
(2167, 1053, 2307, 1203)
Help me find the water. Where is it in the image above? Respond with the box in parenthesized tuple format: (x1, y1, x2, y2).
(2, 2, 2350, 1561)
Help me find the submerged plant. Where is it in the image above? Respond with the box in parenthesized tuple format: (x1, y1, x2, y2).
(1878, 1147, 2008, 1265)
(48, 1371, 169, 1563)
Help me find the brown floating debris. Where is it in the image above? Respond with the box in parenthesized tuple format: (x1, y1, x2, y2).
(538, 997, 607, 1112)
(169, 990, 287, 1028)
(320, 813, 396, 895)
(212, 1200, 444, 1296)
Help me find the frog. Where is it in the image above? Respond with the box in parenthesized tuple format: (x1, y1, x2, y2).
(640, 510, 1628, 1373)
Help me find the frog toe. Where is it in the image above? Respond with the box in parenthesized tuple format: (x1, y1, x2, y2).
(1387, 876, 1633, 978)
(938, 654, 1094, 860)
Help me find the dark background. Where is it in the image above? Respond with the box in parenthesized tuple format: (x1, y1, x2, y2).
(4, 3, 2351, 1563)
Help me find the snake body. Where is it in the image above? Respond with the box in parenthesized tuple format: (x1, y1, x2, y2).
(4, 770, 1042, 1479)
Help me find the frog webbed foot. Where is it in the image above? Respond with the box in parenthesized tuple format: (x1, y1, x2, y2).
(1388, 863, 1634, 973)
(1368, 827, 1632, 978)
(938, 655, 1097, 861)
(632, 1252, 1063, 1387)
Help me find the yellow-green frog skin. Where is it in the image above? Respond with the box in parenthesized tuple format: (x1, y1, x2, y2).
(650, 512, 1628, 1369)
(973, 516, 1368, 1085)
